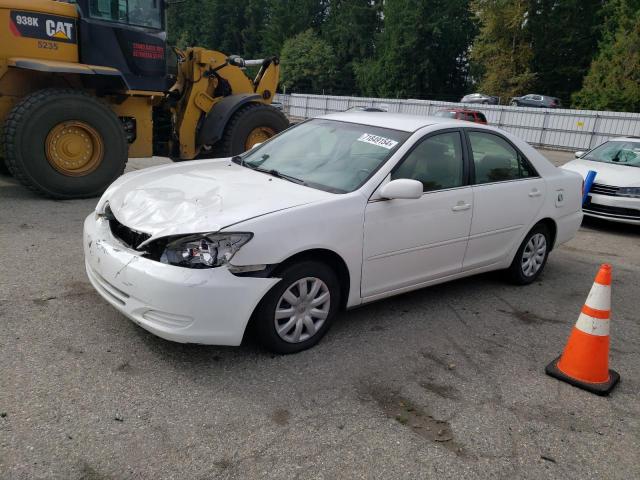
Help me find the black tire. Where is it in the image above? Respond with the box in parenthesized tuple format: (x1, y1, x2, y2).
(510, 101, 518, 107)
(3, 88, 128, 199)
(211, 102, 288, 158)
(506, 223, 551, 285)
(253, 261, 341, 354)
(0, 158, 10, 176)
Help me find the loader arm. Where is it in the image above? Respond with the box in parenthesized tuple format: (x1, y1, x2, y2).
(172, 48, 280, 160)
(251, 57, 280, 101)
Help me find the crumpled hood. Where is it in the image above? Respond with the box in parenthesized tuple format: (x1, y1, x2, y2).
(561, 160, 640, 187)
(98, 159, 332, 242)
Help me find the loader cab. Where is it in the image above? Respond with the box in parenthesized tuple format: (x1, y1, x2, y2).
(75, 0, 169, 92)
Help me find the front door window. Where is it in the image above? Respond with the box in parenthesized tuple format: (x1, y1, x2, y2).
(391, 131, 464, 192)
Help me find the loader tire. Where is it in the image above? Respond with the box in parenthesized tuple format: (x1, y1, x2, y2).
(3, 88, 128, 199)
(212, 103, 288, 158)
(0, 158, 10, 176)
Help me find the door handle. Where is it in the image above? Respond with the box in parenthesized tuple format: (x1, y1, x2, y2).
(452, 202, 471, 211)
(528, 189, 542, 198)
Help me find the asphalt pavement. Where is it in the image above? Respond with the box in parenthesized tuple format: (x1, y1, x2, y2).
(1, 150, 639, 479)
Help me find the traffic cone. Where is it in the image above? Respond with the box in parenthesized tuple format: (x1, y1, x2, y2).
(545, 264, 620, 395)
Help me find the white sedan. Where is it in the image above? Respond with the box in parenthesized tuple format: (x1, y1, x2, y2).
(561, 137, 640, 225)
(83, 112, 583, 353)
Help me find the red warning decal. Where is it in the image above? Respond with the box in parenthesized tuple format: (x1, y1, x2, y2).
(132, 42, 165, 60)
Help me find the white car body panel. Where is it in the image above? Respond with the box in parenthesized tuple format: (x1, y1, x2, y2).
(84, 112, 584, 346)
(362, 187, 473, 297)
(561, 158, 639, 188)
(97, 159, 333, 243)
(83, 214, 279, 345)
(464, 178, 546, 269)
(561, 140, 640, 225)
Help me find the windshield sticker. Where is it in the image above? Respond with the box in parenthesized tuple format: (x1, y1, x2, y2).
(357, 133, 398, 150)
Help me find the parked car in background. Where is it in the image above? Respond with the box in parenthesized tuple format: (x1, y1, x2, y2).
(347, 106, 387, 112)
(434, 108, 488, 124)
(84, 112, 583, 353)
(561, 137, 640, 225)
(460, 93, 499, 105)
(510, 94, 561, 108)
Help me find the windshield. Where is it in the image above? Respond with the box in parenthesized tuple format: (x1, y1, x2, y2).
(584, 140, 640, 167)
(89, 0, 163, 29)
(237, 119, 410, 193)
(435, 111, 456, 118)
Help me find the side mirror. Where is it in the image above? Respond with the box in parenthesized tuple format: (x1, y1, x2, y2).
(379, 179, 423, 200)
(575, 151, 585, 158)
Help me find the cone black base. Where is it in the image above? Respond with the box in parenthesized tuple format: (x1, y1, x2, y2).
(545, 356, 620, 396)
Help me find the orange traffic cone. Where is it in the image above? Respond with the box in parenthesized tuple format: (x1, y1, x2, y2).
(546, 264, 620, 395)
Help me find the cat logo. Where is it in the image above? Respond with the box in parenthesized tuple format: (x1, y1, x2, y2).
(10, 10, 77, 44)
(45, 19, 73, 41)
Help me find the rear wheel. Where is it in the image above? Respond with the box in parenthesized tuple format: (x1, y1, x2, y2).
(3, 88, 127, 198)
(252, 261, 340, 354)
(0, 158, 10, 176)
(506, 224, 551, 285)
(211, 103, 288, 158)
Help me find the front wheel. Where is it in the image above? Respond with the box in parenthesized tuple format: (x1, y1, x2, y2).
(506, 224, 551, 285)
(510, 101, 518, 107)
(2, 89, 127, 198)
(209, 103, 289, 158)
(252, 261, 341, 354)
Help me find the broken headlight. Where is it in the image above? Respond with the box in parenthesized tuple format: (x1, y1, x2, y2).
(159, 233, 252, 269)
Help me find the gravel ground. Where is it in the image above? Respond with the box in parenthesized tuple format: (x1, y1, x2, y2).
(1, 151, 639, 480)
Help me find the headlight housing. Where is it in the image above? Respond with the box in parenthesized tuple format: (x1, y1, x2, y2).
(617, 187, 640, 198)
(158, 233, 252, 268)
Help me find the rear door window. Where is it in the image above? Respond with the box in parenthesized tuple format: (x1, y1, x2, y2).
(467, 131, 537, 184)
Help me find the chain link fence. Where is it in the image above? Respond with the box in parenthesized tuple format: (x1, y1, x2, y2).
(275, 93, 640, 151)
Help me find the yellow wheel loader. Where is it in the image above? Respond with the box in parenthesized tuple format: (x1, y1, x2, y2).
(0, 0, 288, 198)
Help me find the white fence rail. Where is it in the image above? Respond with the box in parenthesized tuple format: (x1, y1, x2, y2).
(275, 93, 640, 151)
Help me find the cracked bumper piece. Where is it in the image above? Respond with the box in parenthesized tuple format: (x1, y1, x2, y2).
(83, 214, 279, 345)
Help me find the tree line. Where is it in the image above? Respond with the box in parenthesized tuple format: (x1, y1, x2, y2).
(167, 0, 640, 112)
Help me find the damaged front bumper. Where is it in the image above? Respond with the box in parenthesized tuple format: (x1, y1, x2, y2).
(83, 213, 279, 345)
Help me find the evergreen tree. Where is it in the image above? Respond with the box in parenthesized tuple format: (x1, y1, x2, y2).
(470, 0, 536, 103)
(262, 0, 328, 56)
(354, 0, 476, 99)
(242, 0, 269, 57)
(573, 0, 640, 111)
(527, 0, 605, 105)
(322, 0, 382, 94)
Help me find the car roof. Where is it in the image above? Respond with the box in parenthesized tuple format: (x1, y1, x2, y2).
(609, 136, 640, 142)
(438, 108, 481, 113)
(319, 111, 465, 132)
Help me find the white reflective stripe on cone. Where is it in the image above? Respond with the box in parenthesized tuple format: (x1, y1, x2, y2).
(575, 313, 610, 336)
(584, 283, 611, 311)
